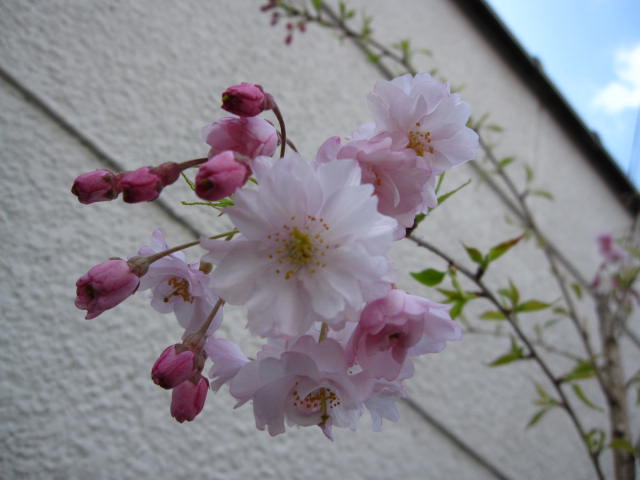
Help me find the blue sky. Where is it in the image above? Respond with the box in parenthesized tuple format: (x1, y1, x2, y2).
(485, 0, 640, 186)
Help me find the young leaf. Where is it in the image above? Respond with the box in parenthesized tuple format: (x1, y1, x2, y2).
(411, 268, 446, 287)
(437, 178, 472, 205)
(571, 283, 583, 299)
(516, 300, 551, 313)
(489, 351, 523, 367)
(572, 384, 604, 412)
(584, 429, 606, 454)
(525, 163, 534, 183)
(480, 310, 506, 320)
(487, 234, 524, 262)
(530, 189, 554, 201)
(498, 156, 515, 169)
(464, 245, 484, 264)
(608, 438, 637, 454)
(311, 0, 323, 10)
(449, 300, 466, 319)
(563, 359, 596, 382)
(486, 124, 503, 132)
(526, 408, 549, 428)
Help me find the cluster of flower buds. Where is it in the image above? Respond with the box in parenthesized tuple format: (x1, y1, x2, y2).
(72, 74, 478, 435)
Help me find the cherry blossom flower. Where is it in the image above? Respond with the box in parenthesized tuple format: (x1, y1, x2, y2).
(138, 229, 221, 334)
(367, 72, 478, 174)
(204, 337, 250, 391)
(229, 335, 369, 438)
(317, 134, 435, 233)
(201, 154, 397, 338)
(346, 289, 461, 381)
(202, 116, 278, 161)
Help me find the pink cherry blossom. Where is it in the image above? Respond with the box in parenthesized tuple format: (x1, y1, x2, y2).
(151, 344, 198, 389)
(202, 116, 278, 161)
(368, 73, 478, 174)
(170, 374, 209, 423)
(75, 258, 140, 319)
(204, 337, 250, 391)
(138, 229, 221, 334)
(195, 151, 250, 201)
(597, 233, 628, 264)
(229, 336, 368, 438)
(317, 134, 436, 233)
(201, 154, 397, 338)
(221, 83, 272, 117)
(346, 289, 461, 380)
(71, 169, 120, 204)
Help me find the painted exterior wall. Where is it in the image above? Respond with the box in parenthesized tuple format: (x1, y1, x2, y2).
(1, 1, 636, 479)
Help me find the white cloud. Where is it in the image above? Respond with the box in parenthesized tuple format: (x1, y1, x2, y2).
(592, 44, 640, 114)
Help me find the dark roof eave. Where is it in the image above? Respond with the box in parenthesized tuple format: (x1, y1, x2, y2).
(451, 0, 639, 214)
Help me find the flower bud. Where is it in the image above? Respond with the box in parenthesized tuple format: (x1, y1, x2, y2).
(117, 167, 163, 203)
(71, 169, 120, 204)
(171, 374, 209, 423)
(151, 344, 197, 389)
(195, 151, 250, 201)
(221, 83, 272, 117)
(75, 258, 140, 319)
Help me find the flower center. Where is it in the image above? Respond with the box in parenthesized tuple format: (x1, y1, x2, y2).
(163, 277, 193, 303)
(290, 386, 340, 416)
(407, 122, 434, 156)
(267, 215, 338, 280)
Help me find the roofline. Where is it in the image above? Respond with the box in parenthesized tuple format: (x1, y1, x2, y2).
(451, 0, 639, 214)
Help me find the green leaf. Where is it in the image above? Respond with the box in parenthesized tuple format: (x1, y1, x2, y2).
(534, 381, 551, 402)
(498, 280, 520, 306)
(526, 408, 550, 428)
(411, 268, 446, 287)
(489, 351, 523, 367)
(311, 0, 323, 10)
(530, 189, 554, 200)
(498, 156, 515, 169)
(480, 310, 506, 320)
(525, 163, 534, 183)
(487, 123, 503, 132)
(449, 300, 465, 319)
(516, 300, 551, 313)
(366, 52, 380, 63)
(553, 306, 570, 316)
(487, 234, 525, 262)
(464, 245, 484, 264)
(609, 438, 637, 454)
(563, 359, 596, 382)
(572, 384, 604, 412)
(437, 178, 472, 205)
(571, 283, 583, 299)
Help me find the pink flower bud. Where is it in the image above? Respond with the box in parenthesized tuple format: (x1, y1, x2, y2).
(75, 259, 140, 319)
(151, 344, 197, 389)
(118, 167, 163, 203)
(152, 162, 182, 186)
(221, 83, 272, 117)
(171, 374, 209, 423)
(195, 151, 250, 201)
(71, 169, 120, 204)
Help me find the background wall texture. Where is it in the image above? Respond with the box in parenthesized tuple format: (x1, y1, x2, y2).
(1, 1, 637, 479)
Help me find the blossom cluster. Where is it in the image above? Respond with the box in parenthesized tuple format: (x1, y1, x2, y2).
(72, 74, 477, 437)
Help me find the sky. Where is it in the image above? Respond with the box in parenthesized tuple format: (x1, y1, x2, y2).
(485, 0, 640, 187)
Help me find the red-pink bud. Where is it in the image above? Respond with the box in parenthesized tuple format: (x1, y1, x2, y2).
(71, 169, 120, 204)
(75, 259, 140, 319)
(195, 151, 250, 201)
(151, 344, 197, 389)
(118, 167, 163, 203)
(151, 162, 182, 186)
(221, 83, 272, 117)
(171, 374, 209, 423)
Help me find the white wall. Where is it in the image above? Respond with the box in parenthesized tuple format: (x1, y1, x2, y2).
(1, 1, 636, 479)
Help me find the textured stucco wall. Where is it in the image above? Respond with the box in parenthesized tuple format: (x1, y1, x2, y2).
(1, 1, 637, 479)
